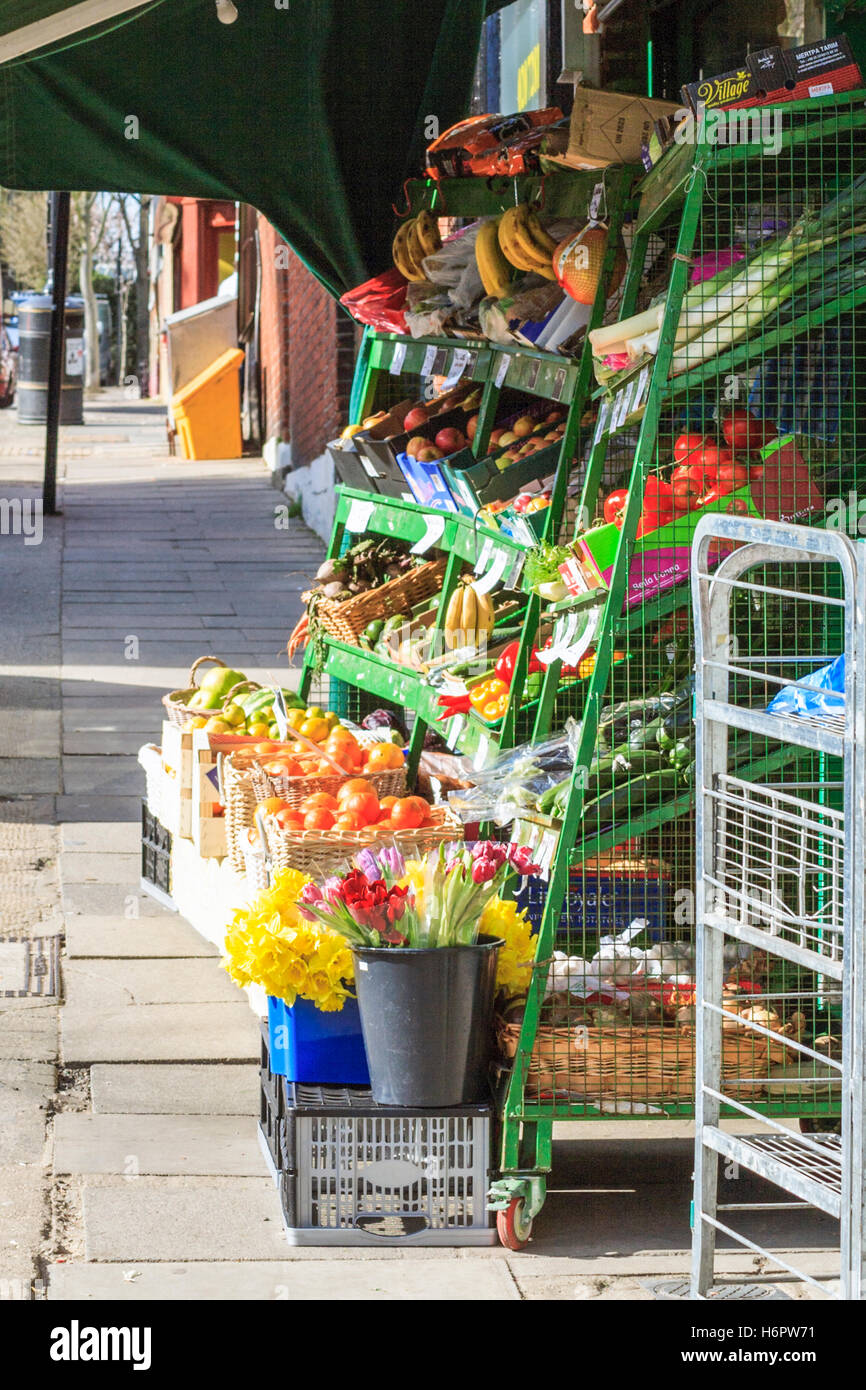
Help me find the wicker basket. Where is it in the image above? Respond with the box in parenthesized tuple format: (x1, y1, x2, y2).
(498, 1019, 795, 1104)
(314, 557, 447, 647)
(261, 801, 464, 878)
(244, 731, 407, 807)
(221, 755, 258, 875)
(162, 656, 234, 728)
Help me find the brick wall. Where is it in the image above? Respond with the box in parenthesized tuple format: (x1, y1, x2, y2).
(257, 214, 359, 467)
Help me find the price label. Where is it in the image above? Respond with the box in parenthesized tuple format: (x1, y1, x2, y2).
(389, 341, 407, 375)
(612, 380, 634, 430)
(588, 181, 605, 222)
(345, 497, 376, 533)
(553, 366, 568, 401)
(633, 364, 651, 411)
(494, 354, 510, 388)
(593, 399, 610, 445)
(410, 513, 446, 554)
(432, 348, 448, 375)
(537, 612, 579, 665)
(473, 546, 509, 595)
(271, 688, 289, 741)
(447, 714, 466, 745)
(473, 536, 495, 573)
(442, 347, 471, 390)
(526, 359, 541, 392)
(66, 337, 84, 376)
(537, 829, 558, 877)
(465, 351, 478, 378)
(421, 344, 437, 377)
(360, 454, 380, 478)
(473, 732, 491, 771)
(507, 551, 526, 587)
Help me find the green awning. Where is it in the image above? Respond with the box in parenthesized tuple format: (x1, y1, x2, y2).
(0, 0, 508, 297)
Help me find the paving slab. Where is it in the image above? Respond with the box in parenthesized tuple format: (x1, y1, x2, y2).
(91, 1064, 257, 1115)
(61, 823, 140, 853)
(60, 852, 140, 883)
(64, 916, 218, 959)
(61, 755, 143, 795)
(0, 997, 58, 1061)
(64, 959, 243, 1008)
(63, 732, 153, 754)
(47, 1258, 520, 1300)
(83, 1182, 286, 1261)
(0, 1060, 54, 1164)
(61, 884, 166, 917)
(0, 759, 61, 794)
(0, 712, 61, 758)
(61, 1001, 258, 1064)
(55, 795, 146, 823)
(53, 1113, 266, 1176)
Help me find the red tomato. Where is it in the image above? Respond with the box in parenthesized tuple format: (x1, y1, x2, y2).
(643, 477, 674, 508)
(673, 432, 708, 464)
(603, 487, 629, 526)
(725, 497, 750, 515)
(722, 408, 777, 455)
(672, 476, 700, 511)
(715, 461, 749, 495)
(695, 487, 723, 509)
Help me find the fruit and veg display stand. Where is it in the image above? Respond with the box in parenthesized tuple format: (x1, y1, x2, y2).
(141, 89, 865, 1252)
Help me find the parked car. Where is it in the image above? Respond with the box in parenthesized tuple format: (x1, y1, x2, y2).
(0, 324, 16, 408)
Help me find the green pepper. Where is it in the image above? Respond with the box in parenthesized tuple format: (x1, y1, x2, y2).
(656, 723, 675, 752)
(669, 740, 693, 770)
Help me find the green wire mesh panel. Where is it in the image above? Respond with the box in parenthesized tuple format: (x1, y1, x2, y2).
(504, 96, 866, 1129)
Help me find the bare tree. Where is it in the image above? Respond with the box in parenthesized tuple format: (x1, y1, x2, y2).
(0, 190, 48, 290)
(70, 192, 115, 392)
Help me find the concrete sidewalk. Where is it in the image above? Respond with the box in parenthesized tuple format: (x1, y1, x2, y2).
(0, 391, 840, 1301)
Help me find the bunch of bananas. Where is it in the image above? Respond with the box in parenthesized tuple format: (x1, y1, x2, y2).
(392, 211, 441, 283)
(444, 577, 496, 651)
(497, 204, 557, 281)
(474, 218, 514, 298)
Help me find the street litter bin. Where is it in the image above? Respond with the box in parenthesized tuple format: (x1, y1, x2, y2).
(17, 294, 84, 425)
(171, 346, 244, 460)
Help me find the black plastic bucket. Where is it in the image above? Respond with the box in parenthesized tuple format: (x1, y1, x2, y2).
(351, 935, 502, 1107)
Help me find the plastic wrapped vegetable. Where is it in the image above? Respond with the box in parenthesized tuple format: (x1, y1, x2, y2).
(447, 720, 582, 826)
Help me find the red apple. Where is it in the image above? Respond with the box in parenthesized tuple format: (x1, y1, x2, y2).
(406, 435, 428, 458)
(417, 446, 444, 462)
(435, 427, 466, 453)
(489, 429, 505, 446)
(466, 414, 479, 443)
(403, 406, 429, 431)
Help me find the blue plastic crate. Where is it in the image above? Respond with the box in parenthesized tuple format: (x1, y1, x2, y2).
(267, 995, 370, 1085)
(515, 871, 670, 943)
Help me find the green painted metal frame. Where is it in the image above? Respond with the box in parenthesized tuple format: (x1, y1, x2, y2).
(496, 94, 866, 1199)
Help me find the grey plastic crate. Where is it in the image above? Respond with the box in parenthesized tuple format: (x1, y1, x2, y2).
(279, 1082, 496, 1246)
(258, 1021, 284, 1183)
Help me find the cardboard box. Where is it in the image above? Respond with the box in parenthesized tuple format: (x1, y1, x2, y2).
(550, 90, 681, 171)
(682, 36, 862, 112)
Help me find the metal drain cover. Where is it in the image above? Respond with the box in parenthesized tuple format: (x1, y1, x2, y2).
(641, 1279, 790, 1301)
(0, 936, 60, 997)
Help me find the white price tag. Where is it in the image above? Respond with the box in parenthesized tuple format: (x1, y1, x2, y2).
(473, 536, 495, 574)
(473, 546, 509, 595)
(593, 399, 609, 445)
(442, 348, 471, 391)
(345, 498, 376, 533)
(506, 551, 525, 587)
(360, 454, 379, 478)
(447, 714, 466, 745)
(495, 354, 509, 388)
(613, 381, 634, 430)
(65, 337, 84, 377)
(389, 341, 407, 375)
(538, 828, 558, 877)
(421, 344, 437, 377)
(588, 182, 605, 222)
(271, 688, 288, 741)
(473, 732, 490, 771)
(537, 612, 579, 665)
(410, 513, 446, 555)
(634, 364, 651, 411)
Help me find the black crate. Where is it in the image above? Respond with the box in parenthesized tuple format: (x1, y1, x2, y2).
(140, 802, 171, 899)
(258, 1021, 285, 1179)
(278, 1082, 496, 1246)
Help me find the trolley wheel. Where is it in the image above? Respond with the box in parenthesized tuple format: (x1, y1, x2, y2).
(799, 1116, 841, 1135)
(496, 1197, 533, 1250)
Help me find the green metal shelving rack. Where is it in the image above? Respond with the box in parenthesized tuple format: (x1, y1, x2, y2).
(489, 90, 866, 1246)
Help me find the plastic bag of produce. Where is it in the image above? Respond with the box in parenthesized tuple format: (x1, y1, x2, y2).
(447, 720, 582, 826)
(339, 268, 408, 334)
(766, 653, 845, 719)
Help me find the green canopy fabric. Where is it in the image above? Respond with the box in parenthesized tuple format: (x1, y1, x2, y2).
(0, 0, 508, 297)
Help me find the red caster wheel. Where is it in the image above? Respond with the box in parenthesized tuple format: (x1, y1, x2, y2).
(496, 1196, 533, 1250)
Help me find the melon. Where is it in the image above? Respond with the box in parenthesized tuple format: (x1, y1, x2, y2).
(553, 224, 627, 305)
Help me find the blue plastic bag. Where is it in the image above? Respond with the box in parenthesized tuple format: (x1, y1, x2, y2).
(767, 653, 845, 718)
